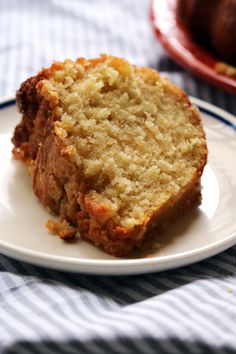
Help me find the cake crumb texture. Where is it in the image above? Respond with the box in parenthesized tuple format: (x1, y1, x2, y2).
(12, 55, 207, 256)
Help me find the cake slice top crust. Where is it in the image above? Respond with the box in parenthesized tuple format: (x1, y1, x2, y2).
(34, 55, 207, 229)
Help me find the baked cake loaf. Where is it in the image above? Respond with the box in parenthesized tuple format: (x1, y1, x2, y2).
(177, 0, 236, 66)
(12, 55, 207, 256)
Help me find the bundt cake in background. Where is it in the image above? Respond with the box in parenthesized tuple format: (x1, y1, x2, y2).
(177, 0, 236, 66)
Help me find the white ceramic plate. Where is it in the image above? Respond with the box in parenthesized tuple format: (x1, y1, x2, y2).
(0, 96, 236, 275)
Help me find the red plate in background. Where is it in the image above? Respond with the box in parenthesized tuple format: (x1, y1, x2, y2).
(151, 0, 236, 94)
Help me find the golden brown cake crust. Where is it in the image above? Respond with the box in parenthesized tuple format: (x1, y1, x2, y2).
(12, 55, 207, 257)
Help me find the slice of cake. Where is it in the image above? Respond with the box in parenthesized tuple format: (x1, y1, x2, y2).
(12, 55, 207, 256)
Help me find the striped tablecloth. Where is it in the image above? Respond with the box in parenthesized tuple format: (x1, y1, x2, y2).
(0, 1, 236, 353)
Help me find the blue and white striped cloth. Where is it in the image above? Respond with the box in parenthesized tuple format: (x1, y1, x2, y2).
(0, 1, 236, 353)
